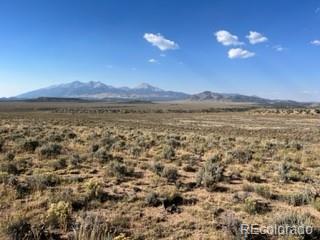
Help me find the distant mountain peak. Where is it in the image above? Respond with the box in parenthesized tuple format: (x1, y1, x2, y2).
(190, 91, 273, 103)
(72, 80, 82, 84)
(134, 83, 163, 91)
(88, 81, 109, 88)
(15, 81, 188, 100)
(135, 82, 152, 88)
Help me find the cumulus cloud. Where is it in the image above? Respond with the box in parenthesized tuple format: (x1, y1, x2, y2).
(311, 40, 320, 46)
(214, 30, 243, 46)
(246, 31, 268, 44)
(144, 33, 179, 51)
(228, 48, 255, 59)
(148, 58, 158, 63)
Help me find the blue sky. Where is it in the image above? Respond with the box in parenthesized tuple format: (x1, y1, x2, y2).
(0, 0, 319, 101)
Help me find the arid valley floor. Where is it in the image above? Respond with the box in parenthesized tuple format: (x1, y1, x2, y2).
(0, 101, 320, 240)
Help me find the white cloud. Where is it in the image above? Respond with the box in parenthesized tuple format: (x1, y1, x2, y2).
(273, 45, 285, 52)
(143, 33, 179, 51)
(246, 31, 268, 44)
(316, 7, 320, 14)
(148, 58, 158, 63)
(302, 90, 319, 94)
(311, 40, 320, 46)
(228, 48, 255, 59)
(214, 30, 243, 46)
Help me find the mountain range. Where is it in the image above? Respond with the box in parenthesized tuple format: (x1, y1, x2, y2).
(12, 81, 310, 105)
(16, 81, 189, 101)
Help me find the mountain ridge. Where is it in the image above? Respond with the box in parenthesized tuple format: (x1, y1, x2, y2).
(16, 81, 189, 101)
(14, 81, 313, 105)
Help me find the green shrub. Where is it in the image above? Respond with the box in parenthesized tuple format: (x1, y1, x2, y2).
(161, 166, 178, 182)
(0, 138, 4, 152)
(162, 145, 175, 160)
(69, 154, 86, 168)
(21, 139, 40, 153)
(5, 152, 15, 161)
(272, 211, 312, 228)
(91, 144, 99, 153)
(73, 213, 113, 240)
(111, 140, 127, 152)
(129, 146, 142, 158)
(243, 198, 256, 214)
(47, 201, 72, 230)
(94, 149, 114, 164)
(287, 170, 304, 182)
(161, 190, 184, 213)
(245, 173, 262, 183)
(242, 183, 254, 192)
(100, 133, 117, 150)
(278, 161, 303, 183)
(255, 185, 273, 199)
(312, 198, 320, 211)
(227, 149, 253, 164)
(85, 180, 104, 201)
(48, 188, 75, 205)
(4, 217, 32, 240)
(105, 161, 134, 180)
(243, 197, 271, 214)
(48, 133, 64, 142)
(214, 211, 242, 237)
(0, 162, 19, 175)
(39, 143, 62, 159)
(27, 173, 60, 192)
(286, 189, 314, 206)
(67, 132, 77, 139)
(0, 172, 9, 184)
(196, 155, 224, 191)
(150, 161, 164, 176)
(49, 158, 67, 170)
(166, 137, 180, 148)
(145, 192, 161, 207)
(182, 164, 196, 172)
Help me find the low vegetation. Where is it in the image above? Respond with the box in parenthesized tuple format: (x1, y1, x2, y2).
(0, 102, 319, 239)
